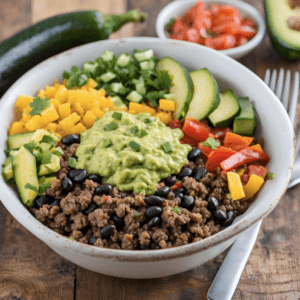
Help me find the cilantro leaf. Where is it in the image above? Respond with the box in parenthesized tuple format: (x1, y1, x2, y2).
(157, 70, 172, 90)
(66, 71, 90, 88)
(166, 18, 176, 29)
(68, 157, 76, 168)
(41, 135, 56, 148)
(29, 96, 50, 116)
(40, 150, 52, 165)
(201, 137, 220, 150)
(24, 183, 38, 192)
(268, 172, 274, 179)
(145, 91, 165, 108)
(38, 183, 51, 196)
(172, 206, 181, 215)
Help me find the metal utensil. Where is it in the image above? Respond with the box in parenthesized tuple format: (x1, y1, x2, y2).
(207, 68, 299, 300)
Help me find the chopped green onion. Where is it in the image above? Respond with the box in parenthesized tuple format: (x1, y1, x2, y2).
(52, 146, 64, 156)
(134, 213, 140, 219)
(129, 141, 141, 151)
(145, 117, 154, 124)
(162, 141, 173, 153)
(69, 237, 75, 241)
(24, 183, 38, 192)
(68, 157, 76, 168)
(140, 129, 148, 138)
(105, 122, 118, 131)
(268, 172, 274, 180)
(105, 141, 112, 148)
(41, 150, 52, 164)
(131, 125, 139, 134)
(112, 112, 122, 120)
(227, 193, 232, 199)
(172, 206, 180, 215)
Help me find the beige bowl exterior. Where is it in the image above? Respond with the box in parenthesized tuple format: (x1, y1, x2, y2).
(0, 38, 294, 278)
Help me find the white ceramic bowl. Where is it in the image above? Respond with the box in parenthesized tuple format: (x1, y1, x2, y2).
(156, 0, 266, 59)
(0, 37, 294, 279)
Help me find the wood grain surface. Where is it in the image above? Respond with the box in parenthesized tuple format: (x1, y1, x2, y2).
(1, 1, 300, 299)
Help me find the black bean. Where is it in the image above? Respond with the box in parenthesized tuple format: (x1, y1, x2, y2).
(193, 166, 207, 181)
(213, 209, 227, 221)
(144, 196, 164, 207)
(89, 237, 98, 245)
(50, 199, 60, 207)
(87, 174, 102, 183)
(119, 192, 128, 198)
(100, 225, 116, 238)
(150, 243, 161, 250)
(81, 225, 91, 236)
(61, 134, 80, 145)
(61, 177, 73, 192)
(145, 206, 162, 218)
(207, 196, 219, 211)
(188, 148, 201, 161)
(222, 211, 235, 226)
(181, 195, 194, 210)
(83, 203, 98, 215)
(95, 183, 113, 196)
(173, 189, 184, 200)
(112, 215, 124, 231)
(148, 216, 161, 227)
(34, 195, 49, 209)
(177, 168, 193, 180)
(163, 175, 177, 187)
(68, 169, 87, 184)
(139, 244, 149, 250)
(155, 186, 170, 198)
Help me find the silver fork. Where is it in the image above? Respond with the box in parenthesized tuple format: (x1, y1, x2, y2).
(207, 68, 299, 300)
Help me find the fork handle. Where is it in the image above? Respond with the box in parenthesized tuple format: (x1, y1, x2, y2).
(207, 220, 262, 300)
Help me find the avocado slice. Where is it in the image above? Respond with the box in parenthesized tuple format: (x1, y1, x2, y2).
(265, 0, 300, 59)
(38, 154, 60, 176)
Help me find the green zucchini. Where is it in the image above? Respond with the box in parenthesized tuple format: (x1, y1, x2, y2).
(0, 10, 146, 96)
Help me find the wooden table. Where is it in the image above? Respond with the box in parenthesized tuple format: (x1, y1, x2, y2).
(1, 1, 300, 299)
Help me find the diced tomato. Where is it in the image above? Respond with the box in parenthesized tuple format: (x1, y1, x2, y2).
(236, 36, 249, 47)
(170, 181, 183, 190)
(223, 132, 253, 151)
(210, 4, 219, 16)
(198, 142, 213, 160)
(168, 119, 182, 130)
(183, 1, 205, 26)
(205, 146, 237, 172)
(186, 28, 202, 44)
(182, 118, 210, 142)
(237, 26, 257, 38)
(242, 18, 255, 28)
(205, 34, 236, 50)
(173, 17, 189, 35)
(241, 173, 249, 185)
(180, 134, 199, 147)
(210, 127, 232, 141)
(247, 164, 268, 179)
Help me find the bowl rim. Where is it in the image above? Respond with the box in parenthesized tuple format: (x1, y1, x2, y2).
(0, 37, 294, 262)
(155, 0, 266, 57)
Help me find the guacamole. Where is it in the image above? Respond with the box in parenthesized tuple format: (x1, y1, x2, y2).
(75, 111, 191, 195)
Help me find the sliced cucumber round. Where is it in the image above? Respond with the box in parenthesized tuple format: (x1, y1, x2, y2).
(186, 68, 220, 121)
(156, 57, 193, 119)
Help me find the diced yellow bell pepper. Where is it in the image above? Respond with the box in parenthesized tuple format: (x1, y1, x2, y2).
(69, 112, 81, 124)
(159, 99, 175, 111)
(50, 99, 60, 111)
(72, 122, 86, 135)
(227, 172, 245, 200)
(9, 121, 26, 135)
(128, 102, 156, 115)
(59, 118, 74, 134)
(21, 111, 31, 123)
(46, 123, 58, 133)
(91, 108, 104, 119)
(86, 79, 98, 89)
(58, 103, 71, 120)
(76, 90, 90, 110)
(55, 85, 68, 103)
(25, 115, 43, 131)
(37, 89, 46, 99)
(98, 88, 106, 97)
(154, 111, 172, 125)
(15, 95, 33, 110)
(243, 174, 264, 200)
(68, 90, 77, 107)
(41, 104, 60, 124)
(74, 102, 85, 118)
(236, 168, 246, 177)
(80, 86, 88, 91)
(83, 111, 96, 128)
(45, 86, 56, 99)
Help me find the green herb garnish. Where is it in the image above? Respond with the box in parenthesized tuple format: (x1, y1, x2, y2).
(166, 17, 176, 29)
(69, 237, 75, 241)
(38, 183, 51, 196)
(201, 137, 220, 150)
(145, 117, 154, 124)
(112, 112, 122, 120)
(29, 96, 50, 116)
(129, 141, 141, 151)
(172, 206, 180, 215)
(105, 140, 112, 148)
(24, 183, 38, 192)
(41, 135, 56, 148)
(134, 213, 140, 219)
(145, 91, 165, 108)
(140, 129, 148, 138)
(131, 125, 139, 134)
(268, 172, 274, 179)
(52, 146, 64, 156)
(40, 150, 52, 165)
(23, 142, 36, 152)
(162, 141, 173, 153)
(105, 122, 118, 131)
(68, 157, 76, 168)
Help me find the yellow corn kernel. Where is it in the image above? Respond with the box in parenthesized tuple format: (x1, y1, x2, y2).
(83, 111, 96, 128)
(37, 89, 46, 99)
(74, 102, 85, 118)
(41, 104, 60, 124)
(63, 79, 68, 86)
(159, 99, 175, 111)
(72, 122, 86, 135)
(86, 79, 98, 89)
(91, 108, 104, 119)
(55, 85, 68, 103)
(50, 99, 60, 111)
(236, 168, 246, 177)
(68, 90, 77, 107)
(9, 121, 26, 135)
(15, 95, 33, 110)
(69, 112, 81, 124)
(154, 112, 172, 125)
(45, 86, 56, 98)
(227, 172, 245, 201)
(58, 103, 71, 120)
(243, 174, 264, 200)
(25, 115, 43, 131)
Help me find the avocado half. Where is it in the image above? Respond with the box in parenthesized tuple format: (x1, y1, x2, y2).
(265, 0, 300, 60)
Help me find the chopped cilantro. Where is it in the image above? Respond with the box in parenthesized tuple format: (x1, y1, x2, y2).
(29, 96, 50, 116)
(134, 213, 140, 219)
(38, 183, 51, 196)
(268, 172, 274, 180)
(68, 157, 76, 168)
(69, 237, 75, 241)
(145, 91, 165, 108)
(41, 135, 56, 148)
(201, 137, 220, 150)
(157, 70, 172, 90)
(129, 141, 140, 151)
(162, 141, 173, 153)
(105, 122, 118, 131)
(166, 17, 176, 29)
(24, 183, 38, 192)
(172, 206, 180, 215)
(40, 150, 52, 165)
(145, 117, 154, 124)
(52, 146, 64, 156)
(112, 112, 122, 120)
(140, 129, 148, 138)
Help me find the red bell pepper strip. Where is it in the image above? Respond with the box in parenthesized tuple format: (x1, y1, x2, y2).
(182, 118, 210, 142)
(198, 143, 213, 160)
(247, 164, 268, 179)
(220, 144, 270, 171)
(210, 127, 232, 141)
(205, 146, 237, 172)
(170, 181, 183, 190)
(223, 132, 253, 151)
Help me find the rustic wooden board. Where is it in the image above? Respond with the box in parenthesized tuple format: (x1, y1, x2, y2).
(1, 1, 300, 299)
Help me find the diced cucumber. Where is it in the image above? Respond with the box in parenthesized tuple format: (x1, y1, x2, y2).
(38, 154, 60, 176)
(31, 129, 60, 143)
(186, 68, 220, 121)
(2, 157, 13, 182)
(140, 60, 155, 70)
(134, 49, 154, 62)
(99, 72, 117, 83)
(208, 89, 240, 127)
(83, 61, 98, 75)
(116, 53, 132, 67)
(132, 77, 146, 95)
(111, 82, 125, 94)
(156, 57, 193, 119)
(7, 131, 35, 150)
(126, 91, 143, 103)
(164, 94, 176, 100)
(101, 50, 115, 62)
(110, 96, 127, 108)
(233, 98, 256, 136)
(13, 146, 39, 207)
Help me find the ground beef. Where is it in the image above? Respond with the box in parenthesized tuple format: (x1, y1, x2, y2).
(30, 143, 254, 250)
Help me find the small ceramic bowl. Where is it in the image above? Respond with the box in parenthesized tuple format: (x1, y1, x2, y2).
(156, 0, 266, 59)
(0, 37, 294, 279)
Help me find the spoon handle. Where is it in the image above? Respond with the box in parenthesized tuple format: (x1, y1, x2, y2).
(207, 220, 262, 300)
